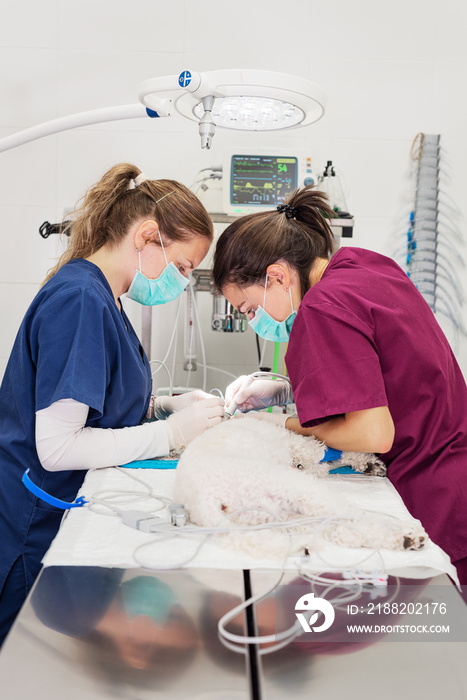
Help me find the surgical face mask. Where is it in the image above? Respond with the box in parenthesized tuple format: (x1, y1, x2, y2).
(249, 275, 297, 343)
(121, 576, 176, 624)
(126, 231, 189, 306)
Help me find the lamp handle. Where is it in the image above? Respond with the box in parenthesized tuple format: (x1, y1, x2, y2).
(0, 102, 152, 154)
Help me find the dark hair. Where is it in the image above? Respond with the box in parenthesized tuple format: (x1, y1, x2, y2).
(44, 163, 214, 284)
(212, 186, 335, 298)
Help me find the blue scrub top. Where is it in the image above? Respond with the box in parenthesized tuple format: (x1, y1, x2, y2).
(0, 259, 152, 591)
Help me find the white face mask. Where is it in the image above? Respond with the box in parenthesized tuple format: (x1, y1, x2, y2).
(248, 275, 296, 343)
(126, 231, 189, 306)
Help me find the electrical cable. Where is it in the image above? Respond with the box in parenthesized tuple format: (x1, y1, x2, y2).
(189, 276, 207, 391)
(148, 293, 183, 398)
(199, 364, 237, 381)
(255, 334, 261, 366)
(208, 388, 224, 398)
(149, 360, 172, 390)
(184, 283, 195, 391)
(215, 512, 404, 655)
(127, 507, 404, 576)
(80, 468, 425, 655)
(60, 488, 408, 655)
(170, 301, 179, 396)
(259, 338, 269, 369)
(86, 466, 173, 518)
(130, 511, 360, 571)
(151, 294, 183, 381)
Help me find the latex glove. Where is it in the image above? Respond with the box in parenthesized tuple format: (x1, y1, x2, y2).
(153, 390, 214, 419)
(165, 397, 225, 450)
(225, 376, 294, 413)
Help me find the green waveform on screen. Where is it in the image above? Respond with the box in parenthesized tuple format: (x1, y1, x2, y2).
(233, 182, 275, 192)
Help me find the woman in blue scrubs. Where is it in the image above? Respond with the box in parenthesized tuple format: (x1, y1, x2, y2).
(0, 163, 224, 645)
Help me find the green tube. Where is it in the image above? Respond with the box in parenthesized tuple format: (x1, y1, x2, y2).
(267, 342, 281, 413)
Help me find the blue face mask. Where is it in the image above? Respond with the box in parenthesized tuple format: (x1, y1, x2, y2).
(249, 275, 297, 343)
(121, 576, 176, 624)
(126, 232, 189, 306)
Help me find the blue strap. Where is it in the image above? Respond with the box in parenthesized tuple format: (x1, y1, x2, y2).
(320, 447, 359, 473)
(329, 465, 359, 474)
(320, 447, 343, 463)
(22, 470, 88, 510)
(121, 459, 178, 470)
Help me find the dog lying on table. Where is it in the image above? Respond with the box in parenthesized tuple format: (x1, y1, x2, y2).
(173, 414, 427, 557)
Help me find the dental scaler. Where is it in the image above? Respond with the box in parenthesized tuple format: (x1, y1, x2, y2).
(224, 374, 254, 419)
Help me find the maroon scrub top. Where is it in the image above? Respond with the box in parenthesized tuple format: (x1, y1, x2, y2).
(285, 247, 467, 562)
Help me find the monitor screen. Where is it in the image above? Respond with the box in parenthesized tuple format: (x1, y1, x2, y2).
(230, 154, 298, 208)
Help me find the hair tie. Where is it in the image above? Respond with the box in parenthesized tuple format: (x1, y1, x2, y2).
(277, 203, 298, 219)
(128, 173, 148, 190)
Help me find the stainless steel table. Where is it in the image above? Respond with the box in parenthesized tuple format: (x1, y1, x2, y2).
(0, 567, 251, 700)
(0, 567, 466, 699)
(248, 570, 467, 700)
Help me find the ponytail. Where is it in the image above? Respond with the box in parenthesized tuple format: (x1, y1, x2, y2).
(213, 185, 335, 297)
(43, 163, 213, 284)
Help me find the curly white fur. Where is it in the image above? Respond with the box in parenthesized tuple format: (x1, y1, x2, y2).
(174, 415, 426, 557)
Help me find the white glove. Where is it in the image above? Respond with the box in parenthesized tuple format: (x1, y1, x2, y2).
(225, 376, 294, 413)
(164, 397, 225, 450)
(153, 390, 214, 419)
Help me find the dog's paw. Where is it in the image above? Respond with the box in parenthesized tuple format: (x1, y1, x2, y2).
(362, 456, 387, 477)
(343, 453, 387, 477)
(401, 531, 426, 551)
(384, 526, 427, 551)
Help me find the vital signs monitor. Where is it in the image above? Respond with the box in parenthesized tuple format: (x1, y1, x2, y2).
(222, 149, 315, 216)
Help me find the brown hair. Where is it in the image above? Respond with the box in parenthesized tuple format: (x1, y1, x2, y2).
(43, 163, 214, 284)
(212, 186, 335, 298)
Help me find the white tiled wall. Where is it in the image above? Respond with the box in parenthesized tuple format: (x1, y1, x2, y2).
(1, 0, 466, 392)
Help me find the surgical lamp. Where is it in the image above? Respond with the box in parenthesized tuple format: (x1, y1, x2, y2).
(0, 69, 326, 152)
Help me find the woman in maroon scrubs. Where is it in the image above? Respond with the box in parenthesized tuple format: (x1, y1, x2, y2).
(213, 186, 467, 585)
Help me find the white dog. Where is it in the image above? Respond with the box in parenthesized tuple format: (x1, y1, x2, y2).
(173, 415, 427, 557)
